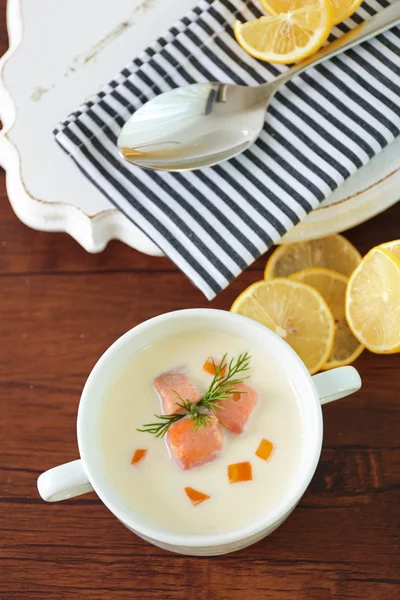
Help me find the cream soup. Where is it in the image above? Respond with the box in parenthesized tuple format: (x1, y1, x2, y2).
(99, 330, 304, 535)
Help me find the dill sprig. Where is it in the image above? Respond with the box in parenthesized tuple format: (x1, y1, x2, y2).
(136, 413, 184, 438)
(199, 352, 251, 412)
(137, 352, 251, 438)
(174, 395, 214, 433)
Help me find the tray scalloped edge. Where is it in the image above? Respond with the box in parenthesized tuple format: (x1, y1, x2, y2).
(0, 0, 163, 255)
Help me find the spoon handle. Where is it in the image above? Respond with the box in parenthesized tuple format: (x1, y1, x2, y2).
(274, 2, 400, 87)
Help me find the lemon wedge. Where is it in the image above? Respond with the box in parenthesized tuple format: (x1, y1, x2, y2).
(234, 0, 333, 64)
(346, 248, 400, 354)
(261, 0, 363, 25)
(327, 0, 364, 24)
(378, 239, 400, 261)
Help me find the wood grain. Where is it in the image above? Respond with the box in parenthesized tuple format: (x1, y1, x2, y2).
(0, 7, 399, 597)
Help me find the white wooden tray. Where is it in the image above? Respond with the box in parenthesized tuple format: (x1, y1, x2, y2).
(0, 0, 399, 255)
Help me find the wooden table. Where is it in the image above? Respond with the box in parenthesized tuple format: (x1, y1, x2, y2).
(1, 16, 399, 600)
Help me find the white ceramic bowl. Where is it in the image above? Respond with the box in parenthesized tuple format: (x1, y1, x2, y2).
(37, 309, 361, 555)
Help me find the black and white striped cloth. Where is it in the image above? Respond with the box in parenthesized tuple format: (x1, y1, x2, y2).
(54, 0, 400, 299)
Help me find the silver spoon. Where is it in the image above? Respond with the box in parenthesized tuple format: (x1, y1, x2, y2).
(118, 3, 400, 171)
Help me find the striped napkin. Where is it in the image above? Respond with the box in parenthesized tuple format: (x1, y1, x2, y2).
(54, 0, 400, 299)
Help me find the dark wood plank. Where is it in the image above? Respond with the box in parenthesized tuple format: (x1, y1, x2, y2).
(0, 3, 399, 598)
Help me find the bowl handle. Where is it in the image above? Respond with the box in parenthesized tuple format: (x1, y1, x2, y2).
(312, 366, 362, 405)
(37, 459, 93, 502)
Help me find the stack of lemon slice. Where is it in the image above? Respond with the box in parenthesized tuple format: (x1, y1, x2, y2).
(234, 0, 364, 64)
(231, 235, 400, 374)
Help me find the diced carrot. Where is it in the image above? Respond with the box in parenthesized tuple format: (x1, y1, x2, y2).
(228, 461, 252, 483)
(166, 415, 223, 470)
(214, 383, 258, 434)
(203, 357, 227, 377)
(255, 439, 275, 461)
(154, 367, 201, 415)
(131, 449, 147, 465)
(184, 486, 210, 506)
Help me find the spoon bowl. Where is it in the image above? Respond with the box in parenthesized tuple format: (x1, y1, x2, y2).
(117, 83, 268, 171)
(117, 4, 400, 172)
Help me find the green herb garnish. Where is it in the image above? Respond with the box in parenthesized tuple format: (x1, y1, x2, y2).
(137, 352, 251, 437)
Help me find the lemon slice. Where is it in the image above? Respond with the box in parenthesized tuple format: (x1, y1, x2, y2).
(290, 268, 363, 368)
(265, 235, 362, 280)
(346, 248, 400, 354)
(261, 0, 363, 25)
(231, 279, 335, 374)
(378, 239, 400, 261)
(234, 0, 333, 64)
(327, 0, 364, 24)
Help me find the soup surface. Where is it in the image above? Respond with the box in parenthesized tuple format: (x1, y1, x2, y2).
(99, 330, 304, 535)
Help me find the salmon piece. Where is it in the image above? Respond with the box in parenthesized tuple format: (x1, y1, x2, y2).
(255, 439, 275, 461)
(214, 383, 258, 434)
(203, 356, 227, 377)
(184, 487, 210, 506)
(154, 367, 201, 415)
(166, 415, 223, 470)
(228, 461, 252, 483)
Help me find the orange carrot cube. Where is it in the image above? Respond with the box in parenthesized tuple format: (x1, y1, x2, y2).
(203, 357, 227, 377)
(131, 449, 147, 465)
(255, 439, 275, 462)
(228, 461, 252, 483)
(184, 487, 210, 506)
